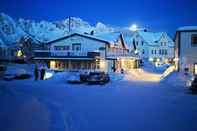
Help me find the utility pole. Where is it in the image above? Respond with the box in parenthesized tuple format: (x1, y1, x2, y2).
(68, 16, 72, 33)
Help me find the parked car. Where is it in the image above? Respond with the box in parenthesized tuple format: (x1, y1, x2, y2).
(0, 65, 7, 78)
(80, 71, 89, 82)
(15, 69, 31, 80)
(87, 71, 110, 85)
(3, 73, 16, 81)
(67, 73, 82, 84)
(3, 69, 31, 81)
(187, 75, 197, 91)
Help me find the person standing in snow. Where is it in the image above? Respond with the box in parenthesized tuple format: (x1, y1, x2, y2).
(34, 64, 39, 80)
(121, 68, 124, 74)
(40, 65, 46, 80)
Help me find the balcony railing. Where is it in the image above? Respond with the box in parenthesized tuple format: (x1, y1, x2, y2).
(107, 52, 128, 57)
(34, 50, 100, 59)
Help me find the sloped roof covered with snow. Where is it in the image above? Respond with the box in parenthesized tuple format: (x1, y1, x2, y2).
(89, 32, 121, 44)
(123, 36, 134, 49)
(138, 31, 163, 43)
(48, 32, 121, 45)
(177, 26, 197, 31)
(136, 31, 174, 46)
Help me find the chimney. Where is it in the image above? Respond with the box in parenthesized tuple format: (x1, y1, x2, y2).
(90, 30, 94, 35)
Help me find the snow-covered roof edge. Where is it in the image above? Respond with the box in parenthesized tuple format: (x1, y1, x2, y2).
(177, 26, 197, 31)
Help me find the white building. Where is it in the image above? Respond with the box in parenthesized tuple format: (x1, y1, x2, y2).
(131, 31, 174, 63)
(175, 26, 197, 74)
(34, 32, 140, 73)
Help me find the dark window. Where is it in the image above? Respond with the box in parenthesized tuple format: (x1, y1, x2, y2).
(54, 46, 69, 51)
(141, 41, 144, 46)
(155, 50, 157, 54)
(72, 43, 81, 51)
(133, 40, 135, 45)
(65, 46, 70, 50)
(192, 35, 197, 45)
(54, 46, 60, 50)
(136, 41, 138, 46)
(152, 50, 154, 54)
(142, 49, 145, 54)
(159, 49, 161, 55)
(165, 50, 168, 55)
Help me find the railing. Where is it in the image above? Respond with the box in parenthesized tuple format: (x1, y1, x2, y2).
(107, 52, 128, 57)
(34, 50, 100, 58)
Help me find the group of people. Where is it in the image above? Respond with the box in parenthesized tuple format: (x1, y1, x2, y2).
(34, 65, 46, 80)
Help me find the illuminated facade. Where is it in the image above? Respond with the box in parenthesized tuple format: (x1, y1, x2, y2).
(175, 27, 197, 74)
(131, 31, 174, 63)
(34, 32, 139, 72)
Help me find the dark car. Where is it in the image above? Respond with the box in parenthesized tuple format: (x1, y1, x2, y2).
(15, 73, 31, 80)
(0, 65, 7, 78)
(87, 71, 110, 85)
(3, 74, 16, 81)
(80, 71, 89, 82)
(187, 75, 197, 91)
(67, 73, 82, 84)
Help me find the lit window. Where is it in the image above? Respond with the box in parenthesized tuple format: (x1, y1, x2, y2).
(17, 50, 23, 57)
(194, 64, 197, 74)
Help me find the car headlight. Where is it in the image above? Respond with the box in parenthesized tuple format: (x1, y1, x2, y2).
(186, 81, 192, 87)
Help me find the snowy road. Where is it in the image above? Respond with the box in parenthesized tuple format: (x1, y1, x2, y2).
(0, 72, 197, 131)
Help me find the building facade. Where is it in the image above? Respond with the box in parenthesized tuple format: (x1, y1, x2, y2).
(175, 26, 197, 74)
(131, 31, 174, 63)
(34, 32, 139, 73)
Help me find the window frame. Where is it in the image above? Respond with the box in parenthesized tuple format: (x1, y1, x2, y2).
(191, 34, 197, 46)
(72, 43, 81, 51)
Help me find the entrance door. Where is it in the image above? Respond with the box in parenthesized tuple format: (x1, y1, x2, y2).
(194, 64, 197, 74)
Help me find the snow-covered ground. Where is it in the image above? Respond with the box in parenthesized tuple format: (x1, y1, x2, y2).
(0, 64, 197, 131)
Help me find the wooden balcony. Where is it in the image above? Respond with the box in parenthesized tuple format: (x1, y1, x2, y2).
(34, 50, 100, 60)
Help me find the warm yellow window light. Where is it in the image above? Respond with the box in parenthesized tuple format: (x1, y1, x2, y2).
(17, 50, 23, 57)
(50, 61, 56, 69)
(195, 64, 197, 75)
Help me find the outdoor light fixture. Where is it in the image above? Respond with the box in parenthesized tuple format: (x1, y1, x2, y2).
(149, 58, 154, 62)
(16, 50, 23, 57)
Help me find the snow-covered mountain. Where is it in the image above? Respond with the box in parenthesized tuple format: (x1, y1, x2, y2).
(0, 13, 26, 45)
(0, 13, 133, 46)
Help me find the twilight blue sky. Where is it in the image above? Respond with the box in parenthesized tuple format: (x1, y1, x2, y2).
(0, 0, 197, 36)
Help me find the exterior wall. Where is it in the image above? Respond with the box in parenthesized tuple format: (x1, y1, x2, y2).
(178, 31, 197, 74)
(131, 32, 174, 62)
(132, 34, 149, 59)
(50, 35, 106, 58)
(0, 47, 8, 60)
(34, 34, 134, 73)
